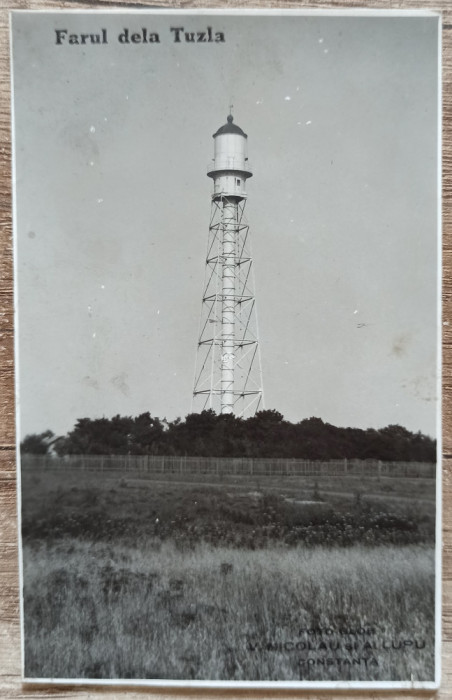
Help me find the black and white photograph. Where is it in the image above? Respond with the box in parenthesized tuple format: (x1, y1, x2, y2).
(11, 9, 441, 688)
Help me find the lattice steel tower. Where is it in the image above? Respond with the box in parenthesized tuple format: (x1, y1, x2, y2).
(193, 114, 264, 416)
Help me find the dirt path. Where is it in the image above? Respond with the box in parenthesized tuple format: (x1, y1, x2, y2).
(130, 476, 436, 505)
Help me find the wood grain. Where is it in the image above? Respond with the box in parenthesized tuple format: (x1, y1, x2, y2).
(0, 0, 450, 697)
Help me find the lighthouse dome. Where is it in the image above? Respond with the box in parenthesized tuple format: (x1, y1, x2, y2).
(213, 114, 247, 138)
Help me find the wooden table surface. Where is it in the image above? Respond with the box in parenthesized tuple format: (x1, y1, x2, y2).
(1, 0, 450, 697)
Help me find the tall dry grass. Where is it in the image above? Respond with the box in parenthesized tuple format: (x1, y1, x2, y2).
(23, 540, 435, 682)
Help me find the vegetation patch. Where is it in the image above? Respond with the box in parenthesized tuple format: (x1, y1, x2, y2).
(22, 469, 435, 549)
(21, 464, 436, 682)
(21, 409, 436, 461)
(23, 540, 435, 681)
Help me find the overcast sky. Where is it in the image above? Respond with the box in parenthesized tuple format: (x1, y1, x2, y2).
(12, 10, 440, 439)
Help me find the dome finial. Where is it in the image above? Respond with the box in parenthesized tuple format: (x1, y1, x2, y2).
(212, 110, 247, 138)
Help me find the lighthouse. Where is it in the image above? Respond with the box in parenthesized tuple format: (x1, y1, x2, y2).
(193, 114, 264, 417)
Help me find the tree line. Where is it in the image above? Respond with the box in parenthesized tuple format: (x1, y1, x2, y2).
(20, 409, 436, 462)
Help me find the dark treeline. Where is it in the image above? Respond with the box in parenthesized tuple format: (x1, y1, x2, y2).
(20, 409, 436, 462)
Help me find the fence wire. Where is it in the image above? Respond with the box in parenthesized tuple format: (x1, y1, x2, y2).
(20, 454, 436, 479)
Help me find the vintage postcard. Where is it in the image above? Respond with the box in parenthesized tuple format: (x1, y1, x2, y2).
(11, 9, 441, 689)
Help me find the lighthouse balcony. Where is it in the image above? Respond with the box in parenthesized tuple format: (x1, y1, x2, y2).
(207, 159, 252, 178)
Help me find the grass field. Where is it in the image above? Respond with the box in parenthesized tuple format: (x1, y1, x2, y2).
(21, 464, 436, 682)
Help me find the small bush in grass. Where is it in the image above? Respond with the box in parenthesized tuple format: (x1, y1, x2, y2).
(313, 481, 321, 501)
